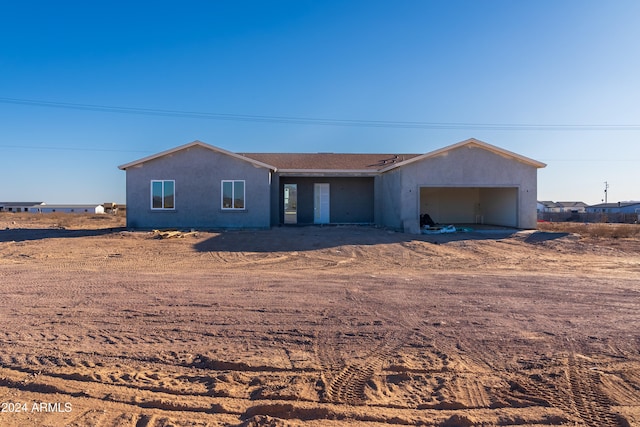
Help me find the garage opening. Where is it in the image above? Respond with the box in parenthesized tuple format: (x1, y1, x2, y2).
(420, 187, 518, 228)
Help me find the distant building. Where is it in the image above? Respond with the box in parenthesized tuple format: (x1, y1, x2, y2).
(35, 204, 105, 214)
(556, 201, 588, 213)
(0, 202, 45, 212)
(537, 201, 562, 213)
(537, 201, 588, 213)
(586, 201, 640, 214)
(1, 202, 108, 214)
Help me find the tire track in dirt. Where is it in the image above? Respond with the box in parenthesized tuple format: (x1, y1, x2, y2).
(567, 354, 625, 427)
(323, 336, 403, 405)
(502, 353, 632, 427)
(378, 292, 502, 412)
(450, 375, 492, 409)
(0, 364, 239, 421)
(351, 283, 489, 410)
(0, 329, 177, 354)
(314, 284, 418, 407)
(504, 369, 571, 412)
(0, 354, 207, 398)
(2, 362, 571, 426)
(325, 360, 377, 404)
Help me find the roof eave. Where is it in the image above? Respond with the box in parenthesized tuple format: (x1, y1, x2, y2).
(277, 169, 380, 177)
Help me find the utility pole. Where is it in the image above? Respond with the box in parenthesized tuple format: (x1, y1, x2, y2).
(604, 181, 609, 204)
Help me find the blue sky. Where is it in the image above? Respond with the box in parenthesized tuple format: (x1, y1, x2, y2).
(2, 0, 639, 205)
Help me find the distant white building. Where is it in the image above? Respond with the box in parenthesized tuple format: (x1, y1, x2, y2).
(0, 202, 45, 212)
(1, 202, 106, 214)
(556, 201, 588, 213)
(537, 201, 562, 213)
(35, 204, 105, 214)
(1, 202, 107, 214)
(537, 201, 587, 213)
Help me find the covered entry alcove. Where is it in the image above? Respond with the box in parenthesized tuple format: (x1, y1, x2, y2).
(279, 176, 374, 225)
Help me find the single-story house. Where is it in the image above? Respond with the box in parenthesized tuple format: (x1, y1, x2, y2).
(0, 202, 45, 212)
(0, 202, 106, 214)
(35, 204, 105, 214)
(118, 138, 546, 233)
(538, 201, 588, 213)
(586, 201, 640, 214)
(537, 201, 561, 213)
(556, 201, 588, 213)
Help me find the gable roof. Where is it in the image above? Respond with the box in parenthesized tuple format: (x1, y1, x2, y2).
(379, 138, 547, 172)
(118, 138, 545, 174)
(117, 140, 277, 171)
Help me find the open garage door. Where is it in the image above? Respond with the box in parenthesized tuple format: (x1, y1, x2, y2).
(420, 187, 518, 228)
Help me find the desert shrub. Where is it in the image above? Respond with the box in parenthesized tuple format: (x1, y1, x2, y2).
(89, 214, 114, 221)
(1, 212, 125, 229)
(537, 222, 640, 238)
(44, 213, 76, 228)
(607, 224, 640, 238)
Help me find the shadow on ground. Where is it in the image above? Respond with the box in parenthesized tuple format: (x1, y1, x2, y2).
(523, 231, 570, 243)
(193, 225, 547, 253)
(0, 227, 126, 243)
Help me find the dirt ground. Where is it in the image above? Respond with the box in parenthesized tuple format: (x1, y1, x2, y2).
(1, 213, 639, 427)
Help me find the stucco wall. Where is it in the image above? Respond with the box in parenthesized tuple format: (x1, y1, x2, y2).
(375, 170, 403, 229)
(379, 145, 539, 230)
(125, 145, 271, 229)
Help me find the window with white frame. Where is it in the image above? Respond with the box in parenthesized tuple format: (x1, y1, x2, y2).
(151, 180, 175, 209)
(221, 180, 245, 210)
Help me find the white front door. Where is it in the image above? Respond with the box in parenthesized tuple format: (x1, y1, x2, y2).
(314, 183, 330, 224)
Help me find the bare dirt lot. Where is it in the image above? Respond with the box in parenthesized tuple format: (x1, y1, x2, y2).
(1, 213, 639, 426)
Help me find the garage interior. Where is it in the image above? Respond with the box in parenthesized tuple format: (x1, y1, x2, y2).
(419, 187, 519, 228)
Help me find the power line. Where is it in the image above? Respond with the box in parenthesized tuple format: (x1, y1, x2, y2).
(1, 97, 640, 131)
(2, 145, 637, 160)
(0, 144, 148, 153)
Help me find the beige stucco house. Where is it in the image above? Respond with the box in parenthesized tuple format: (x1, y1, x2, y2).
(119, 138, 546, 233)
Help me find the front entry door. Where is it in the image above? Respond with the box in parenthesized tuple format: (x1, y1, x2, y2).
(283, 184, 297, 224)
(314, 183, 330, 224)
